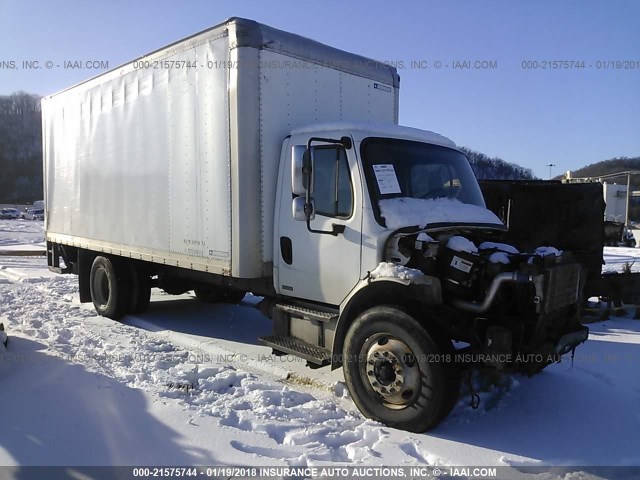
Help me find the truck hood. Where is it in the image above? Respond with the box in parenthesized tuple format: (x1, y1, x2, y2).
(379, 197, 504, 230)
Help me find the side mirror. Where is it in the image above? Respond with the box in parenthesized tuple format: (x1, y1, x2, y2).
(292, 197, 315, 221)
(291, 145, 313, 196)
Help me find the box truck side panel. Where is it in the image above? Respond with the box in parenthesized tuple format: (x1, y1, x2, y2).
(257, 49, 398, 269)
(44, 33, 233, 273)
(227, 42, 263, 279)
(166, 39, 232, 262)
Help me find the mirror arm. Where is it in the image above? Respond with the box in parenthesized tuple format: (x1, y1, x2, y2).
(306, 217, 345, 236)
(306, 136, 351, 151)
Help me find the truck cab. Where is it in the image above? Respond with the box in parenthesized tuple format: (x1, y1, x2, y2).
(263, 123, 588, 431)
(275, 123, 498, 305)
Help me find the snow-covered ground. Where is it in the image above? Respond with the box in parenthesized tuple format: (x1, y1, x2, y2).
(602, 246, 640, 273)
(1, 219, 639, 479)
(0, 219, 45, 247)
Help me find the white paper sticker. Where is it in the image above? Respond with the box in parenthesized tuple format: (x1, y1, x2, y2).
(451, 256, 473, 273)
(373, 164, 401, 195)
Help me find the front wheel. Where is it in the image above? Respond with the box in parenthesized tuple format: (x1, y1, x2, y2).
(343, 306, 460, 432)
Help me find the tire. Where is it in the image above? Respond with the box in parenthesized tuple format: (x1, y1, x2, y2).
(343, 306, 460, 432)
(128, 265, 151, 314)
(194, 286, 245, 304)
(89, 256, 131, 320)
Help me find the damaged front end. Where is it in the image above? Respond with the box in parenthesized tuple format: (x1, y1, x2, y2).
(384, 227, 589, 373)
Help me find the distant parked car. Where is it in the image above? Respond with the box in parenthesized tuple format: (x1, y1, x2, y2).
(604, 221, 637, 248)
(25, 208, 44, 221)
(0, 208, 19, 219)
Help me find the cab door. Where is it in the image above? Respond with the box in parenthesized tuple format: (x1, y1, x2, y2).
(275, 137, 362, 306)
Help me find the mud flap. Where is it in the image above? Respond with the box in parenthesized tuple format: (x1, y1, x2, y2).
(78, 250, 93, 303)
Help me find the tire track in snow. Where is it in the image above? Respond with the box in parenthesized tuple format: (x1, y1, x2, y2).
(0, 275, 435, 466)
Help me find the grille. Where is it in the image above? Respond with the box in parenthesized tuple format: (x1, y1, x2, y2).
(544, 263, 581, 313)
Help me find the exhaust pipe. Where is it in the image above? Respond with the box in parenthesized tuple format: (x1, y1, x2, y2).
(451, 272, 532, 314)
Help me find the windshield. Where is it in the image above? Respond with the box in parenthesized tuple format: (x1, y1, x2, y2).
(361, 138, 497, 229)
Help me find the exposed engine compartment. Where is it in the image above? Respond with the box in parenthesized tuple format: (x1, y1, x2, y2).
(383, 228, 587, 372)
(386, 230, 572, 306)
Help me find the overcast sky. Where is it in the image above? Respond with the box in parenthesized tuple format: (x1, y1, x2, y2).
(1, 0, 638, 179)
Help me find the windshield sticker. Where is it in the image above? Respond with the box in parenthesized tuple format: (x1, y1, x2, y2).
(373, 164, 401, 195)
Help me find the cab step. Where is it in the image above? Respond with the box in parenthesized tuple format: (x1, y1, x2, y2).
(259, 335, 331, 366)
(275, 303, 338, 322)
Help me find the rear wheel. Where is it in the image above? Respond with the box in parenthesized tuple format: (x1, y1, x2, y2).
(343, 306, 460, 432)
(89, 256, 131, 320)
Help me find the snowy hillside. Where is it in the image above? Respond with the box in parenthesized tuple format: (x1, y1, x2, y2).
(0, 219, 639, 479)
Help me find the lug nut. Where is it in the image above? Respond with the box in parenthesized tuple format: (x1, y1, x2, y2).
(402, 389, 413, 400)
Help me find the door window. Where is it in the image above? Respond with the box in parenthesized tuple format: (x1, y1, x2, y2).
(312, 146, 353, 218)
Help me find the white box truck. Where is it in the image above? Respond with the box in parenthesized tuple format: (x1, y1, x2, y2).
(43, 17, 588, 431)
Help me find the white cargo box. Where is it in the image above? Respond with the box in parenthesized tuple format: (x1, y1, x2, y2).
(43, 17, 399, 278)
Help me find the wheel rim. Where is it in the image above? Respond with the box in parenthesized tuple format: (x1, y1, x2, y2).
(361, 334, 421, 409)
(93, 267, 110, 308)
